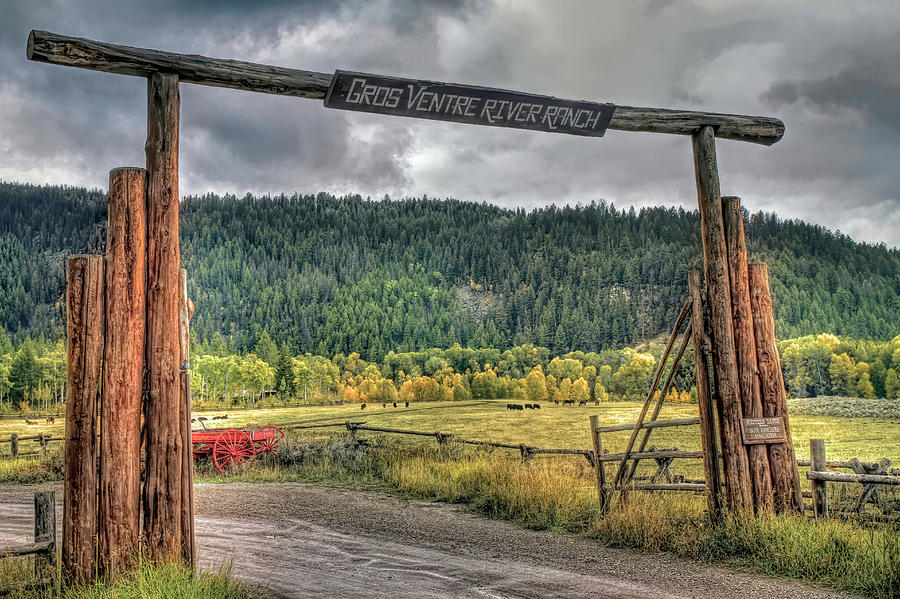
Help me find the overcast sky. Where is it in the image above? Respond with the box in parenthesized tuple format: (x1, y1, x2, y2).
(1, 0, 898, 247)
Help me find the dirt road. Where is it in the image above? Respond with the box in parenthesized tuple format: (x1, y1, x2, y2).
(1, 482, 857, 598)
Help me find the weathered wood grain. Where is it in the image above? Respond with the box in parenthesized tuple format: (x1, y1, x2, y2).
(689, 271, 724, 519)
(100, 167, 146, 578)
(34, 491, 56, 581)
(692, 126, 752, 512)
(589, 415, 608, 512)
(64, 255, 103, 585)
(722, 196, 773, 513)
(749, 263, 804, 512)
(27, 30, 784, 145)
(810, 439, 828, 517)
(143, 72, 183, 561)
(179, 269, 195, 567)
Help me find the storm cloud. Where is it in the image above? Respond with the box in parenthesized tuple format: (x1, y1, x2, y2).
(0, 0, 897, 246)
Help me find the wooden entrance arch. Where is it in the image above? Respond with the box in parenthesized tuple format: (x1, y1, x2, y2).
(27, 29, 800, 581)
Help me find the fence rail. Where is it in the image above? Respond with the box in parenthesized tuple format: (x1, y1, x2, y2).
(807, 439, 898, 518)
(0, 433, 64, 459)
(0, 491, 56, 596)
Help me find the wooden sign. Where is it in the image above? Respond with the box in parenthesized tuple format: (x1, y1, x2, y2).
(740, 417, 787, 444)
(324, 70, 616, 137)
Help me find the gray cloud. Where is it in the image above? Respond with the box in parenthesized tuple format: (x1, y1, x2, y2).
(0, 0, 898, 247)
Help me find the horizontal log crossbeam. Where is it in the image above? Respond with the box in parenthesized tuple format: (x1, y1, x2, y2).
(27, 30, 784, 145)
(0, 540, 53, 559)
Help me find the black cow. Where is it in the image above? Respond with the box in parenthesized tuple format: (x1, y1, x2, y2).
(578, 400, 587, 406)
(405, 401, 409, 408)
(393, 402, 397, 408)
(562, 399, 575, 406)
(533, 404, 541, 410)
(361, 403, 366, 410)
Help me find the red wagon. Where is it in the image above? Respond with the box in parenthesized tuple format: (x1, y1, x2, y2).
(191, 425, 284, 473)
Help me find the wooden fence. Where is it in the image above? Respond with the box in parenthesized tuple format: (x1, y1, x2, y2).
(0, 433, 63, 459)
(0, 491, 56, 596)
(283, 419, 899, 521)
(806, 439, 899, 519)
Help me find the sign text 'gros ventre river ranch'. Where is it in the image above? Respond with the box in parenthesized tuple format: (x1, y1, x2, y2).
(325, 71, 617, 137)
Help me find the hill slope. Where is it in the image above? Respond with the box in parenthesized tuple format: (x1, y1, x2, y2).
(0, 182, 897, 359)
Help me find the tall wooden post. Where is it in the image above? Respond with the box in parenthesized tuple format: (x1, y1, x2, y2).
(688, 271, 723, 520)
(722, 197, 773, 513)
(179, 269, 196, 567)
(749, 264, 804, 512)
(691, 125, 752, 512)
(64, 255, 104, 584)
(143, 71, 183, 560)
(99, 167, 147, 577)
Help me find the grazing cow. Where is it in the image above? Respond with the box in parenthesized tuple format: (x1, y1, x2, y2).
(578, 399, 587, 406)
(361, 403, 366, 410)
(45, 416, 55, 425)
(405, 401, 409, 408)
(533, 404, 541, 410)
(562, 399, 575, 406)
(506, 404, 514, 410)
(511, 404, 524, 411)
(382, 403, 387, 409)
(393, 402, 397, 408)
(594, 400, 600, 406)
(554, 399, 561, 405)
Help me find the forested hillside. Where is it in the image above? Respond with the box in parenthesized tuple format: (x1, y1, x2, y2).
(0, 181, 897, 360)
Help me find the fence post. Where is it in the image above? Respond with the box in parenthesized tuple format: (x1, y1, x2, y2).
(100, 167, 147, 578)
(692, 125, 753, 513)
(64, 254, 103, 585)
(810, 439, 827, 518)
(589, 415, 608, 512)
(39, 433, 49, 455)
(34, 490, 56, 582)
(10, 433, 18, 458)
(143, 70, 184, 562)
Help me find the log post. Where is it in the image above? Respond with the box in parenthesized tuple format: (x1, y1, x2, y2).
(722, 197, 773, 513)
(179, 269, 195, 567)
(810, 439, 827, 518)
(691, 125, 752, 512)
(689, 271, 724, 520)
(64, 254, 104, 584)
(589, 415, 608, 512)
(10, 433, 18, 458)
(749, 263, 804, 512)
(34, 491, 56, 582)
(143, 71, 183, 561)
(99, 167, 147, 578)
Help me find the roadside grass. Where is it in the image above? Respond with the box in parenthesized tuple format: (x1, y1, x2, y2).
(0, 558, 262, 599)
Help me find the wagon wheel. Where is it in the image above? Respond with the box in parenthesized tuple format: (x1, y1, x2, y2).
(213, 430, 256, 473)
(255, 426, 284, 454)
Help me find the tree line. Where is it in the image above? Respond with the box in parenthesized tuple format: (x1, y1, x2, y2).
(3, 328, 897, 415)
(0, 182, 897, 362)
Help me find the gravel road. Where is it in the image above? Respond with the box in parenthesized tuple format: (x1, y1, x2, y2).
(0, 482, 859, 598)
